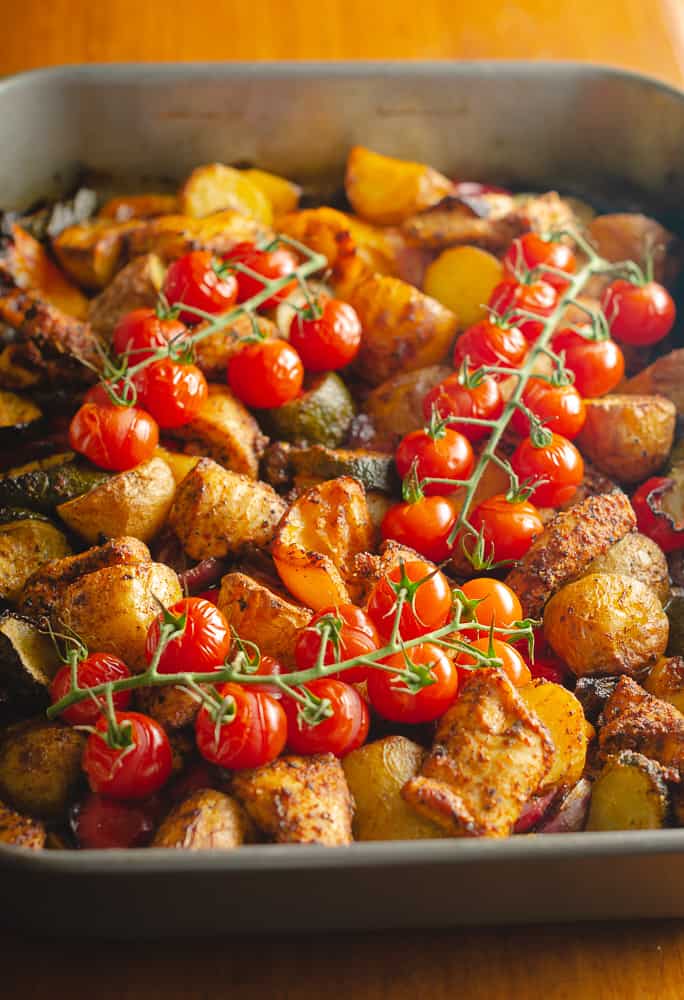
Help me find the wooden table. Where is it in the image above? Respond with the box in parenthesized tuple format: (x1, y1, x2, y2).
(2, 1, 684, 996)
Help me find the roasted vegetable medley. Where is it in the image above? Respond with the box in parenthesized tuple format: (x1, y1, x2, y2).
(1, 148, 684, 850)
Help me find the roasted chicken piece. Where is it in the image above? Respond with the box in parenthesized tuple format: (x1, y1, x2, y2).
(600, 676, 684, 780)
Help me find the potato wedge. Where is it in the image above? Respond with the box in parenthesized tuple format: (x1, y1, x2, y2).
(152, 789, 250, 849)
(153, 447, 200, 485)
(98, 193, 179, 222)
(179, 163, 273, 224)
(2, 224, 88, 319)
(0, 720, 85, 820)
(645, 656, 684, 715)
(53, 219, 138, 289)
(342, 736, 442, 841)
(356, 364, 451, 451)
(544, 573, 668, 678)
(126, 210, 270, 263)
(583, 531, 670, 606)
(349, 274, 458, 386)
(169, 458, 286, 561)
(345, 146, 452, 225)
(57, 456, 176, 544)
(586, 751, 668, 831)
(423, 245, 504, 329)
(218, 572, 311, 667)
(575, 394, 676, 484)
(87, 253, 165, 343)
(0, 799, 45, 849)
(600, 675, 684, 778)
(242, 168, 301, 218)
(518, 680, 588, 792)
(0, 519, 71, 602)
(622, 349, 684, 413)
(272, 477, 373, 611)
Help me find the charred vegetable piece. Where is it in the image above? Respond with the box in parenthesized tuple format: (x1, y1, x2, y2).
(265, 443, 398, 495)
(0, 389, 44, 448)
(0, 612, 61, 711)
(536, 779, 592, 835)
(573, 676, 620, 724)
(0, 518, 71, 601)
(261, 372, 355, 448)
(0, 458, 110, 514)
(587, 752, 669, 831)
(667, 590, 684, 657)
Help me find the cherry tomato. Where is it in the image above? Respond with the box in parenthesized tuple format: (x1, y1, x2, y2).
(469, 494, 543, 563)
(162, 250, 238, 325)
(395, 428, 474, 496)
(456, 637, 531, 687)
(294, 605, 379, 684)
(368, 642, 457, 723)
(601, 279, 675, 346)
(488, 278, 558, 341)
(195, 683, 287, 769)
(196, 588, 219, 605)
(71, 793, 160, 849)
(632, 476, 684, 553)
(289, 298, 362, 371)
(459, 578, 523, 630)
(145, 597, 231, 675)
(50, 653, 132, 726)
(511, 377, 586, 440)
(224, 242, 298, 308)
(381, 496, 459, 563)
(228, 339, 303, 408)
(84, 381, 134, 407)
(135, 359, 208, 429)
(282, 678, 368, 757)
(112, 308, 186, 362)
(367, 559, 452, 640)
(250, 654, 284, 699)
(82, 712, 173, 800)
(422, 371, 503, 443)
(503, 233, 576, 290)
(510, 432, 584, 508)
(69, 402, 159, 471)
(453, 319, 528, 377)
(551, 328, 624, 398)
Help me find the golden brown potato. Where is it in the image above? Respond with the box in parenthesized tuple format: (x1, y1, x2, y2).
(135, 684, 200, 730)
(152, 789, 250, 849)
(165, 384, 267, 479)
(349, 274, 458, 385)
(55, 560, 181, 671)
(57, 456, 176, 544)
(169, 459, 286, 561)
(278, 206, 396, 283)
(423, 246, 504, 329)
(272, 477, 373, 611)
(600, 676, 684, 779)
(53, 219, 138, 289)
(622, 349, 684, 413)
(87, 254, 165, 342)
(586, 751, 668, 831)
(242, 168, 301, 218)
(126, 210, 269, 263)
(0, 799, 46, 849)
(575, 395, 676, 484)
(342, 737, 442, 841)
(645, 656, 684, 715)
(0, 720, 85, 820)
(345, 146, 452, 225)
(1, 224, 89, 319)
(218, 572, 311, 667)
(358, 364, 452, 451)
(583, 531, 670, 606)
(0, 519, 71, 602)
(178, 163, 273, 224)
(544, 573, 668, 678)
(518, 681, 588, 792)
(193, 313, 277, 382)
(506, 491, 637, 619)
(232, 753, 353, 846)
(98, 193, 179, 222)
(153, 447, 200, 485)
(402, 669, 554, 837)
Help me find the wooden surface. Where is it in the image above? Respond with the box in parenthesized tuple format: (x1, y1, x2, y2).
(3, 2, 684, 997)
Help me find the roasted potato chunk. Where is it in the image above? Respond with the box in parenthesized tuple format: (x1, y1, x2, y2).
(0, 798, 45, 849)
(99, 193, 179, 222)
(622, 348, 684, 413)
(57, 456, 176, 544)
(600, 675, 684, 778)
(356, 365, 451, 452)
(273, 477, 373, 611)
(178, 163, 273, 224)
(345, 146, 452, 225)
(152, 789, 250, 849)
(169, 458, 286, 561)
(575, 394, 676, 484)
(1, 224, 88, 319)
(589, 214, 680, 287)
(232, 753, 353, 846)
(87, 254, 165, 342)
(53, 219, 137, 289)
(0, 720, 85, 820)
(0, 519, 71, 602)
(587, 751, 668, 831)
(218, 572, 311, 667)
(583, 531, 670, 606)
(519, 681, 588, 792)
(645, 656, 684, 715)
(423, 245, 504, 328)
(506, 491, 637, 618)
(153, 447, 200, 485)
(402, 669, 554, 837)
(126, 210, 269, 263)
(242, 168, 301, 218)
(165, 385, 267, 479)
(342, 736, 442, 841)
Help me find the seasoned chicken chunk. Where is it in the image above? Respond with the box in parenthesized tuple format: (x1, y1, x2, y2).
(0, 798, 46, 849)
(218, 572, 312, 667)
(600, 676, 684, 780)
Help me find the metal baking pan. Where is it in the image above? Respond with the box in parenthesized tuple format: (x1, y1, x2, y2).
(1, 60, 684, 936)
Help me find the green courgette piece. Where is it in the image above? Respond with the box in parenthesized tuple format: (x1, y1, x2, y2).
(667, 588, 684, 656)
(0, 460, 110, 513)
(0, 389, 45, 448)
(262, 372, 355, 448)
(288, 445, 399, 494)
(0, 507, 50, 525)
(0, 611, 61, 711)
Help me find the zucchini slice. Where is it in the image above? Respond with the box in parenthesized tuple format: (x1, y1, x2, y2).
(288, 445, 398, 494)
(586, 751, 669, 831)
(0, 458, 110, 513)
(0, 611, 61, 709)
(262, 372, 355, 448)
(0, 518, 71, 601)
(0, 389, 44, 448)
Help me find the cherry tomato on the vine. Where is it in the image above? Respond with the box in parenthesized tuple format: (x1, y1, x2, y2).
(71, 793, 161, 849)
(367, 559, 452, 640)
(453, 319, 528, 377)
(459, 578, 523, 630)
(228, 338, 303, 408)
(224, 241, 298, 308)
(601, 278, 675, 346)
(195, 683, 287, 769)
(112, 308, 187, 362)
(368, 642, 457, 724)
(289, 298, 362, 371)
(488, 277, 558, 342)
(135, 359, 208, 429)
(503, 234, 576, 290)
(456, 637, 531, 688)
(551, 328, 624, 398)
(395, 428, 474, 496)
(163, 250, 238, 325)
(381, 496, 459, 564)
(294, 605, 379, 684)
(422, 371, 503, 443)
(69, 402, 159, 471)
(282, 678, 368, 757)
(50, 653, 132, 726)
(145, 597, 231, 675)
(511, 377, 586, 440)
(632, 476, 684, 553)
(510, 432, 584, 508)
(469, 493, 543, 563)
(82, 712, 173, 800)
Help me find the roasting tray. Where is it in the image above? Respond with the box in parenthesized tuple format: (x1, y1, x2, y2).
(1, 61, 684, 937)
